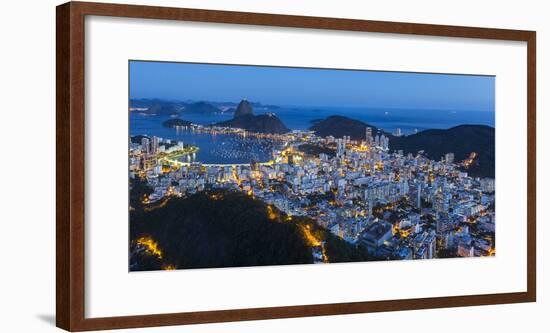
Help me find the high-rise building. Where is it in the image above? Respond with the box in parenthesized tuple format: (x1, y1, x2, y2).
(445, 152, 455, 164)
(381, 135, 389, 150)
(425, 232, 436, 259)
(457, 242, 474, 257)
(365, 127, 373, 146)
(336, 139, 346, 158)
(480, 178, 495, 193)
(395, 128, 402, 137)
(408, 182, 422, 208)
(250, 161, 260, 171)
(399, 179, 409, 195)
(151, 136, 160, 154)
(360, 221, 393, 250)
(433, 192, 449, 214)
(367, 200, 374, 217)
(416, 183, 422, 208)
(141, 137, 150, 155)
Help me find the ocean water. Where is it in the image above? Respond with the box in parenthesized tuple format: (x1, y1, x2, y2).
(270, 106, 494, 133)
(130, 106, 494, 164)
(130, 113, 277, 164)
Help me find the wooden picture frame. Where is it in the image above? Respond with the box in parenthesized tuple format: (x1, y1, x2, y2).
(56, 1, 536, 331)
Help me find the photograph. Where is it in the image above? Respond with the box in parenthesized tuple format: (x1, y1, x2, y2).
(1, 0, 542, 331)
(128, 61, 496, 271)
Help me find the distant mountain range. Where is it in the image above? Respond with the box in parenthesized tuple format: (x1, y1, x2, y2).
(130, 99, 221, 115)
(309, 115, 494, 178)
(129, 98, 279, 116)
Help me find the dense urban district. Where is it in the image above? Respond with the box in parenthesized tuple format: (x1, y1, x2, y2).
(129, 100, 495, 271)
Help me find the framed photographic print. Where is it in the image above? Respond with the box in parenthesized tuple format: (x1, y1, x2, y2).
(56, 1, 536, 331)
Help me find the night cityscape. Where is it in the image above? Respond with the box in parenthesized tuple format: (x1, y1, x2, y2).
(128, 62, 495, 271)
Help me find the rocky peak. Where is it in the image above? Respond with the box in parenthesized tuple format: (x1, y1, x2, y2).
(234, 99, 254, 118)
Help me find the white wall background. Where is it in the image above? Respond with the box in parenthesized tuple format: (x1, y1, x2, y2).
(0, 0, 546, 332)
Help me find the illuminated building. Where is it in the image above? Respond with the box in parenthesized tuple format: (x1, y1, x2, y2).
(360, 221, 393, 250)
(480, 178, 495, 193)
(394, 128, 402, 137)
(365, 127, 373, 145)
(151, 136, 160, 153)
(457, 241, 475, 257)
(445, 152, 455, 164)
(141, 137, 150, 155)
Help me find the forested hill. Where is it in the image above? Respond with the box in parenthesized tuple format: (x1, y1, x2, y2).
(309, 116, 494, 178)
(130, 190, 311, 270)
(309, 115, 389, 139)
(129, 188, 374, 271)
(390, 125, 495, 177)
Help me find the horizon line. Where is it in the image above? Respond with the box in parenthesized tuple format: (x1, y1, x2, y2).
(129, 97, 495, 114)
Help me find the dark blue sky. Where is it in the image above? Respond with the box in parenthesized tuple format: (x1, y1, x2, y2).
(129, 61, 495, 111)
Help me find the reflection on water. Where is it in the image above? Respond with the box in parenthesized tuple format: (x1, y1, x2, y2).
(130, 105, 494, 164)
(174, 127, 278, 164)
(130, 113, 277, 164)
